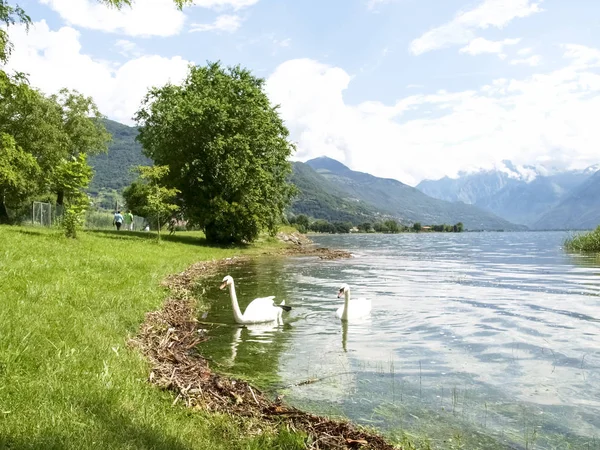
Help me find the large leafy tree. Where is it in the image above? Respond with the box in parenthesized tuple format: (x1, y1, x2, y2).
(0, 133, 39, 223)
(135, 62, 296, 244)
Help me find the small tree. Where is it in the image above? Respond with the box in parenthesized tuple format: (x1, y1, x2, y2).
(124, 166, 179, 240)
(412, 222, 422, 232)
(54, 153, 93, 238)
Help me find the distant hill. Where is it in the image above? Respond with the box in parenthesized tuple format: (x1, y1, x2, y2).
(88, 119, 151, 193)
(305, 157, 524, 230)
(289, 162, 394, 224)
(417, 161, 598, 226)
(533, 170, 600, 230)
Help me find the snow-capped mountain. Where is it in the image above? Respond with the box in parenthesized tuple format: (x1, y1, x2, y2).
(417, 161, 600, 227)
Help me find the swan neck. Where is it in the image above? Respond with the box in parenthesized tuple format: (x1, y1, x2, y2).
(341, 289, 350, 321)
(228, 282, 244, 323)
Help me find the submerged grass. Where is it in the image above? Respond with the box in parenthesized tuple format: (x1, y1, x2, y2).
(564, 226, 600, 253)
(0, 226, 308, 450)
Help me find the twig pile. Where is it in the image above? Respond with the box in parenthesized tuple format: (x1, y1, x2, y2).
(130, 255, 398, 450)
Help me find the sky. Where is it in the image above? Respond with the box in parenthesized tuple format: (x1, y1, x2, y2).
(4, 0, 600, 185)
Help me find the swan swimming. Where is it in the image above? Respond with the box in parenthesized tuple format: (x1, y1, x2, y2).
(220, 275, 291, 325)
(336, 284, 371, 321)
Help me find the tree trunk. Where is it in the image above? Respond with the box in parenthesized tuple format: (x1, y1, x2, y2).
(56, 190, 65, 206)
(0, 199, 10, 224)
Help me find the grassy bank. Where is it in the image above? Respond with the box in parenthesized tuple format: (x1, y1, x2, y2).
(0, 226, 310, 449)
(564, 225, 600, 253)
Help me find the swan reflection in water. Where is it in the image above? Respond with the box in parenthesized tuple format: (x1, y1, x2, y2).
(225, 321, 283, 367)
(340, 315, 372, 353)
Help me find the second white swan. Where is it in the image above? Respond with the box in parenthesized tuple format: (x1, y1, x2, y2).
(336, 284, 371, 321)
(220, 275, 291, 325)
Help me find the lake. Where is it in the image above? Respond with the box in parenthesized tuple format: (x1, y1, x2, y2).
(196, 231, 600, 449)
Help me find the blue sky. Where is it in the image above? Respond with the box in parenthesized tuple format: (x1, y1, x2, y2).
(6, 0, 600, 184)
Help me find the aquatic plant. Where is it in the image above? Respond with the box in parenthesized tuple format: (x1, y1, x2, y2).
(564, 226, 600, 253)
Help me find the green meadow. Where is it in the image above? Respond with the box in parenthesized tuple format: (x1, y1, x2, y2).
(0, 226, 310, 450)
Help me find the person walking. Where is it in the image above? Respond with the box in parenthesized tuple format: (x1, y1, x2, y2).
(113, 210, 124, 231)
(124, 210, 134, 231)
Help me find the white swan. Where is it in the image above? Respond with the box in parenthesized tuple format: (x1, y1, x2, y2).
(220, 275, 291, 325)
(335, 284, 371, 321)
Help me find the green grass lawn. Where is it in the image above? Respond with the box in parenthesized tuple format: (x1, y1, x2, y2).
(0, 226, 307, 450)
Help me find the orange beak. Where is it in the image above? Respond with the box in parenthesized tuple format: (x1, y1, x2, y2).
(337, 290, 344, 298)
(220, 282, 227, 290)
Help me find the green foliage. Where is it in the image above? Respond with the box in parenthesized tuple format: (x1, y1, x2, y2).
(0, 132, 40, 223)
(55, 153, 93, 238)
(0, 0, 30, 64)
(430, 222, 464, 232)
(309, 219, 335, 233)
(288, 213, 309, 233)
(100, 0, 192, 9)
(564, 226, 600, 253)
(123, 165, 179, 240)
(63, 192, 90, 238)
(135, 62, 295, 244)
(358, 222, 372, 232)
(0, 71, 109, 216)
(333, 221, 352, 233)
(384, 219, 400, 233)
(413, 222, 422, 232)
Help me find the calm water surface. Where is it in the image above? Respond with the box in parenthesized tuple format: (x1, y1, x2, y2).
(197, 232, 600, 449)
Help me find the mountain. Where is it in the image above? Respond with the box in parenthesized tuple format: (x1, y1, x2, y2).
(417, 161, 598, 226)
(533, 170, 600, 230)
(88, 120, 523, 230)
(88, 119, 151, 193)
(289, 162, 392, 223)
(303, 157, 524, 230)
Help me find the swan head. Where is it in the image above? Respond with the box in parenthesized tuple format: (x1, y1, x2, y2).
(220, 275, 234, 290)
(337, 284, 350, 298)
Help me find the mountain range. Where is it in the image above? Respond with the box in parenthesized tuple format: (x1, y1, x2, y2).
(89, 120, 599, 231)
(417, 160, 600, 230)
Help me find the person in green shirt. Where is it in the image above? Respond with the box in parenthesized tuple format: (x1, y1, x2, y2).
(124, 210, 134, 231)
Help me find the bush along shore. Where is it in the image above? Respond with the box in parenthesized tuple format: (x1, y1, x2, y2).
(130, 251, 403, 450)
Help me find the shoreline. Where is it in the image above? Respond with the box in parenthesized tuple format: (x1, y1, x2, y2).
(129, 244, 396, 450)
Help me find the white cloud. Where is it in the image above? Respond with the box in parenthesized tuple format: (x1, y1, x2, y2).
(510, 55, 542, 66)
(39, 0, 187, 37)
(562, 44, 600, 68)
(460, 37, 521, 58)
(194, 0, 259, 10)
(6, 20, 190, 125)
(517, 47, 533, 56)
(189, 14, 242, 32)
(114, 39, 142, 57)
(410, 0, 543, 55)
(266, 47, 600, 185)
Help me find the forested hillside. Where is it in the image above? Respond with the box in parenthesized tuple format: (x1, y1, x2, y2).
(88, 120, 151, 193)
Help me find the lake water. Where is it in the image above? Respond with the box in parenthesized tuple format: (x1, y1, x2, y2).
(196, 231, 600, 449)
